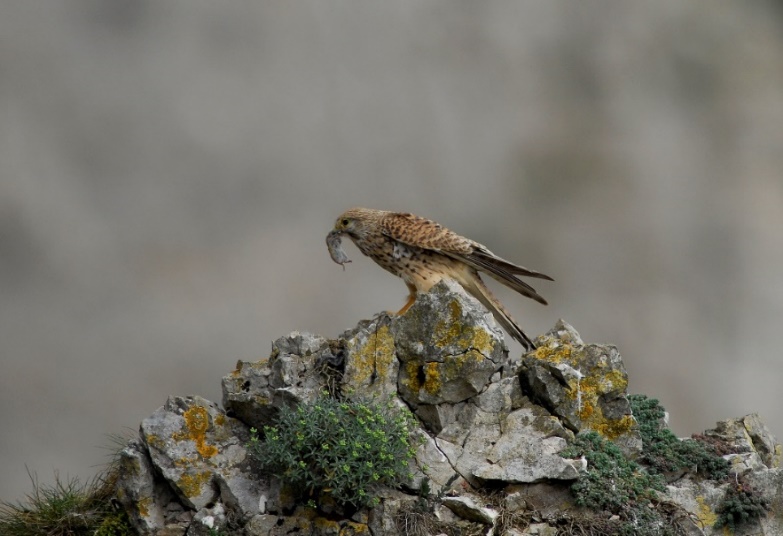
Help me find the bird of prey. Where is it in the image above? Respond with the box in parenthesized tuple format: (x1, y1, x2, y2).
(326, 208, 552, 350)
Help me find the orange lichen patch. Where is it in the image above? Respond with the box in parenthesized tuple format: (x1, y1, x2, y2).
(347, 326, 395, 385)
(173, 405, 219, 459)
(550, 348, 635, 441)
(434, 299, 495, 355)
(577, 402, 595, 421)
(314, 517, 341, 532)
(341, 522, 371, 535)
(594, 414, 636, 441)
(137, 496, 151, 519)
(173, 456, 200, 468)
(177, 470, 213, 498)
(533, 340, 573, 363)
(145, 433, 166, 451)
(568, 371, 635, 441)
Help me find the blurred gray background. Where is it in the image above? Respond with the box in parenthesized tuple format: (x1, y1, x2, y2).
(2, 1, 782, 502)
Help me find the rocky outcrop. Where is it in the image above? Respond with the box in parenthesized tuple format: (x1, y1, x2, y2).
(116, 280, 783, 535)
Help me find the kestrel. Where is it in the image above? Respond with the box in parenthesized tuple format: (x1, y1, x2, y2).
(327, 208, 552, 350)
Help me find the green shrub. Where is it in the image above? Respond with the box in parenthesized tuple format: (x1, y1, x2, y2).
(629, 394, 729, 480)
(560, 431, 665, 512)
(560, 432, 670, 535)
(715, 477, 770, 530)
(248, 394, 419, 509)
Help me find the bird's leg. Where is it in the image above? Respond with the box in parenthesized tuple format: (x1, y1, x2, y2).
(395, 283, 418, 315)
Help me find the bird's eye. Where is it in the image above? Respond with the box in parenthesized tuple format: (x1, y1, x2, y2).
(341, 218, 350, 226)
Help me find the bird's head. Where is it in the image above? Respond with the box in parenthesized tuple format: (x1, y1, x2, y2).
(330, 207, 384, 241)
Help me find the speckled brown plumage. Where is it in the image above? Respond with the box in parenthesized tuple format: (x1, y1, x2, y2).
(327, 208, 553, 350)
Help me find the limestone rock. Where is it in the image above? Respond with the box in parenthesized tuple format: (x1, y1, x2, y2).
(521, 319, 642, 456)
(441, 494, 498, 525)
(432, 398, 579, 487)
(472, 404, 579, 483)
(116, 438, 182, 534)
(410, 430, 461, 491)
(394, 280, 507, 407)
(701, 413, 783, 472)
(140, 395, 266, 518)
(222, 332, 328, 431)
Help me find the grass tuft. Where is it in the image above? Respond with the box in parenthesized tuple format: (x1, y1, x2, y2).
(0, 433, 134, 536)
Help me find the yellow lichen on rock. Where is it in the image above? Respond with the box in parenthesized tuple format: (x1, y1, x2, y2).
(695, 495, 719, 529)
(566, 367, 635, 440)
(177, 470, 213, 499)
(423, 362, 441, 394)
(347, 326, 395, 385)
(314, 517, 341, 532)
(173, 405, 219, 459)
(340, 521, 371, 535)
(145, 433, 165, 451)
(433, 299, 495, 355)
(402, 361, 422, 392)
(532, 339, 573, 363)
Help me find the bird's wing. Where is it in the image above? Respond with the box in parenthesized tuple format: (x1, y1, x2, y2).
(380, 212, 552, 305)
(379, 212, 474, 254)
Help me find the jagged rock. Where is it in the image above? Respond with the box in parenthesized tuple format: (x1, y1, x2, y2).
(433, 398, 580, 487)
(664, 479, 728, 534)
(222, 332, 328, 431)
(410, 430, 461, 490)
(116, 438, 184, 534)
(441, 494, 498, 525)
(140, 396, 267, 518)
(702, 413, 783, 472)
(394, 280, 507, 407)
(521, 320, 642, 456)
(472, 404, 580, 483)
(662, 414, 783, 535)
